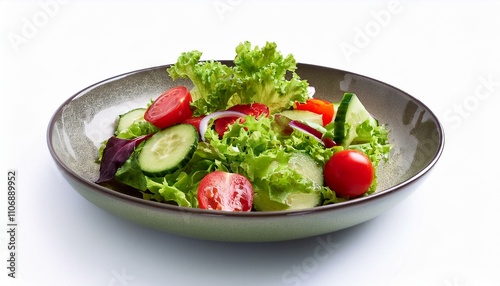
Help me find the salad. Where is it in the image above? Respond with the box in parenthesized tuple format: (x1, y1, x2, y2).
(95, 41, 391, 212)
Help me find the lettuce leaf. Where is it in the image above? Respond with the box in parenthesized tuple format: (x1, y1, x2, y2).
(348, 123, 392, 194)
(115, 119, 159, 139)
(167, 51, 236, 115)
(114, 142, 148, 191)
(95, 135, 152, 184)
(145, 177, 192, 207)
(230, 41, 309, 113)
(167, 41, 309, 116)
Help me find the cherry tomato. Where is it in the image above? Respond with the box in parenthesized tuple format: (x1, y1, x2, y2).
(214, 103, 270, 138)
(144, 86, 193, 129)
(198, 171, 253, 212)
(324, 150, 374, 198)
(181, 115, 205, 134)
(214, 116, 241, 138)
(295, 98, 334, 126)
(228, 103, 270, 117)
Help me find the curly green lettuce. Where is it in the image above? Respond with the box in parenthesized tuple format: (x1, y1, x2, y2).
(167, 41, 310, 115)
(200, 115, 340, 211)
(348, 122, 392, 194)
(115, 119, 159, 139)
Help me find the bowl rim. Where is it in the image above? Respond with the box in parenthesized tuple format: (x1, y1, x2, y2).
(46, 62, 445, 218)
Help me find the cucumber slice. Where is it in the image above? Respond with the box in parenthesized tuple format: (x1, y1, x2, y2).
(333, 93, 376, 147)
(253, 152, 323, 211)
(285, 152, 323, 210)
(138, 124, 198, 176)
(116, 108, 146, 133)
(280, 110, 323, 126)
(288, 152, 323, 186)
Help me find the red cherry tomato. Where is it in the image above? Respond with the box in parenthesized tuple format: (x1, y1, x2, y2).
(144, 86, 193, 129)
(214, 116, 240, 138)
(295, 98, 334, 126)
(214, 103, 270, 138)
(324, 150, 374, 198)
(197, 171, 253, 212)
(181, 115, 205, 134)
(229, 103, 270, 117)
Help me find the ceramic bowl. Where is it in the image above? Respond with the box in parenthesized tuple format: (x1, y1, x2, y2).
(47, 63, 444, 242)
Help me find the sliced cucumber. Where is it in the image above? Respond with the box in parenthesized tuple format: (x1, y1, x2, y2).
(280, 110, 323, 126)
(288, 152, 323, 186)
(283, 192, 322, 210)
(253, 152, 323, 211)
(284, 152, 323, 210)
(138, 124, 198, 176)
(333, 93, 376, 147)
(116, 108, 146, 133)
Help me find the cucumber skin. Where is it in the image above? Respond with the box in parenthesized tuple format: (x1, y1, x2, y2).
(333, 93, 355, 144)
(138, 124, 198, 177)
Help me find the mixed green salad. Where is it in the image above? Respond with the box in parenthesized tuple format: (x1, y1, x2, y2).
(96, 41, 391, 212)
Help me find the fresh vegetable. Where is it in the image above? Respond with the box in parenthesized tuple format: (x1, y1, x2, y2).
(252, 152, 324, 211)
(214, 103, 270, 138)
(288, 120, 325, 145)
(288, 120, 336, 148)
(144, 86, 193, 129)
(226, 102, 270, 117)
(197, 171, 253, 211)
(181, 115, 205, 135)
(115, 120, 159, 140)
(96, 134, 152, 183)
(96, 41, 392, 212)
(231, 42, 309, 113)
(324, 150, 374, 198)
(331, 93, 377, 147)
(138, 124, 198, 176)
(167, 41, 310, 115)
(295, 98, 335, 126)
(115, 108, 159, 139)
(116, 108, 147, 134)
(280, 109, 323, 126)
(203, 115, 335, 211)
(198, 110, 246, 142)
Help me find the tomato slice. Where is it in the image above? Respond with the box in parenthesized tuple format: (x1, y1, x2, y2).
(295, 98, 334, 126)
(197, 171, 253, 211)
(324, 150, 374, 198)
(144, 86, 193, 129)
(214, 103, 270, 138)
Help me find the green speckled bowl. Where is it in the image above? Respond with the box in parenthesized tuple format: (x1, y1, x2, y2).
(47, 63, 444, 242)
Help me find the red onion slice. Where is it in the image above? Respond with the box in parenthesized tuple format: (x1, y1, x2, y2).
(288, 120, 336, 148)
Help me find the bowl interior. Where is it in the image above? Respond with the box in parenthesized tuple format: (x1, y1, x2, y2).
(48, 63, 443, 210)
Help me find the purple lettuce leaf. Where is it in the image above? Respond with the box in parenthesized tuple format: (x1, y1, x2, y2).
(96, 134, 152, 183)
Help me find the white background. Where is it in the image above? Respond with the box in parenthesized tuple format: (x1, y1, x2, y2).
(1, 1, 500, 285)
